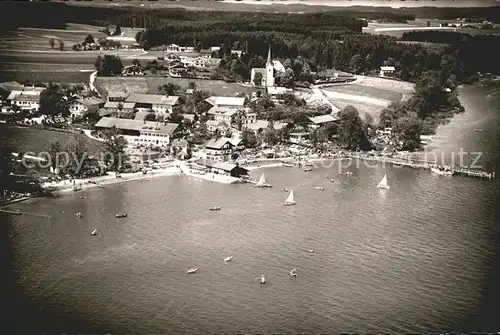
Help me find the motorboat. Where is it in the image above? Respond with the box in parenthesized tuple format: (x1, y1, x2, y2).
(91, 229, 98, 236)
(283, 188, 289, 192)
(431, 167, 454, 176)
(290, 268, 297, 278)
(377, 174, 390, 189)
(115, 213, 128, 218)
(307, 249, 314, 253)
(75, 212, 83, 218)
(209, 207, 221, 211)
(260, 274, 266, 285)
(224, 256, 233, 262)
(303, 167, 312, 172)
(474, 128, 484, 132)
(284, 190, 296, 206)
(315, 186, 324, 191)
(186, 268, 198, 274)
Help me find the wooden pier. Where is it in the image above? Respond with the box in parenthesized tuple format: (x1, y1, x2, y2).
(347, 154, 495, 180)
(0, 208, 52, 219)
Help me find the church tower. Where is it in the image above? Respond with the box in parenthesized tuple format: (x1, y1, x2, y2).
(265, 45, 275, 87)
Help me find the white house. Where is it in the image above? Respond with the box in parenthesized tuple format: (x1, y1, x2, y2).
(7, 87, 45, 111)
(204, 96, 246, 108)
(103, 101, 136, 113)
(204, 137, 235, 161)
(95, 117, 179, 147)
(125, 93, 179, 116)
(121, 65, 145, 76)
(68, 97, 104, 119)
(207, 106, 240, 124)
(166, 44, 195, 53)
(380, 66, 396, 77)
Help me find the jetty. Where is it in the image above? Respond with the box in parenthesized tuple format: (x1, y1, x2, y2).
(0, 208, 52, 219)
(347, 153, 495, 180)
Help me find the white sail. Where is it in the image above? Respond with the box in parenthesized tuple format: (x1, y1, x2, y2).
(377, 174, 390, 189)
(285, 190, 295, 205)
(257, 173, 266, 186)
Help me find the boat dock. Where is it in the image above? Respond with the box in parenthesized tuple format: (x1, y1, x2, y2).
(347, 154, 495, 180)
(0, 208, 52, 219)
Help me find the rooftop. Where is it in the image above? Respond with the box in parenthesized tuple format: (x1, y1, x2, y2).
(171, 138, 189, 148)
(205, 137, 233, 150)
(245, 120, 287, 131)
(95, 117, 179, 135)
(126, 93, 179, 105)
(73, 97, 104, 106)
(204, 96, 246, 107)
(107, 91, 129, 99)
(380, 66, 396, 71)
(308, 114, 340, 124)
(104, 101, 136, 109)
(207, 106, 242, 117)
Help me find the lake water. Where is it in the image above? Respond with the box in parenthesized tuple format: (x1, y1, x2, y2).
(1, 85, 500, 333)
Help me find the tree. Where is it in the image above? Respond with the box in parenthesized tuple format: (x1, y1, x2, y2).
(263, 123, 278, 146)
(132, 58, 141, 67)
(144, 113, 156, 121)
(114, 24, 122, 36)
(39, 86, 69, 118)
(241, 129, 257, 148)
(64, 133, 91, 177)
(102, 126, 128, 172)
(0, 145, 14, 199)
(162, 83, 180, 95)
(276, 126, 290, 142)
(58, 39, 64, 51)
(282, 68, 295, 88)
(49, 38, 55, 49)
(338, 105, 368, 150)
(84, 34, 95, 45)
(103, 26, 111, 36)
(188, 81, 197, 89)
(253, 71, 263, 86)
(391, 116, 423, 150)
(94, 55, 124, 76)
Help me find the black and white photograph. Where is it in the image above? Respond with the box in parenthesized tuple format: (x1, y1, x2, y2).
(0, 0, 499, 333)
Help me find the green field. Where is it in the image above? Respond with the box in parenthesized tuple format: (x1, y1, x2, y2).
(0, 125, 104, 157)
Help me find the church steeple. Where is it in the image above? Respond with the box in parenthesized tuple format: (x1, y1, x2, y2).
(266, 45, 272, 66)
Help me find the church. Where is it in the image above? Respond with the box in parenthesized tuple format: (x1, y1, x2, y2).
(250, 45, 285, 89)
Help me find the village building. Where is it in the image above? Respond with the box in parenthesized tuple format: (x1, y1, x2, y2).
(169, 64, 188, 77)
(68, 97, 105, 119)
(204, 96, 246, 108)
(195, 159, 250, 178)
(166, 44, 195, 53)
(267, 86, 293, 102)
(7, 87, 45, 111)
(207, 106, 241, 124)
(244, 120, 287, 134)
(379, 66, 396, 77)
(165, 53, 181, 62)
(125, 93, 179, 116)
(289, 132, 310, 144)
(250, 45, 287, 95)
(107, 91, 129, 102)
(103, 101, 136, 113)
(121, 65, 145, 76)
(94, 117, 178, 147)
(308, 114, 340, 130)
(0, 81, 24, 99)
(204, 137, 236, 161)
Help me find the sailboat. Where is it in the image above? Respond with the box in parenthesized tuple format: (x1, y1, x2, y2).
(284, 190, 296, 206)
(255, 173, 272, 187)
(377, 174, 390, 189)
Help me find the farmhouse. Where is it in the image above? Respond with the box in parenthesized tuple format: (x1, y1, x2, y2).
(125, 93, 179, 116)
(204, 137, 235, 161)
(245, 120, 287, 134)
(107, 91, 128, 102)
(121, 65, 145, 76)
(7, 87, 45, 111)
(308, 114, 340, 130)
(166, 44, 195, 53)
(165, 53, 181, 62)
(68, 97, 105, 119)
(380, 66, 396, 77)
(169, 64, 188, 77)
(94, 117, 178, 147)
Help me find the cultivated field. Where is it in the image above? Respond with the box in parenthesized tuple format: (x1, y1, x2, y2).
(0, 125, 104, 156)
(323, 76, 415, 121)
(146, 77, 257, 96)
(94, 77, 149, 95)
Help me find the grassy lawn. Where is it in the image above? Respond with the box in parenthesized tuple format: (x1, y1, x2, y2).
(146, 77, 257, 96)
(95, 77, 149, 94)
(327, 84, 404, 102)
(0, 125, 104, 157)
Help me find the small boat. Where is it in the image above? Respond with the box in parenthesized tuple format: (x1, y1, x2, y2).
(91, 229, 98, 236)
(284, 190, 296, 206)
(290, 268, 297, 278)
(330, 179, 335, 183)
(314, 186, 324, 191)
(260, 274, 266, 285)
(75, 212, 83, 218)
(283, 187, 289, 192)
(209, 206, 221, 211)
(224, 256, 233, 262)
(186, 268, 198, 274)
(377, 174, 390, 189)
(431, 167, 454, 176)
(474, 128, 484, 132)
(255, 173, 272, 188)
(282, 162, 295, 167)
(307, 249, 314, 253)
(303, 167, 312, 172)
(115, 213, 128, 218)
